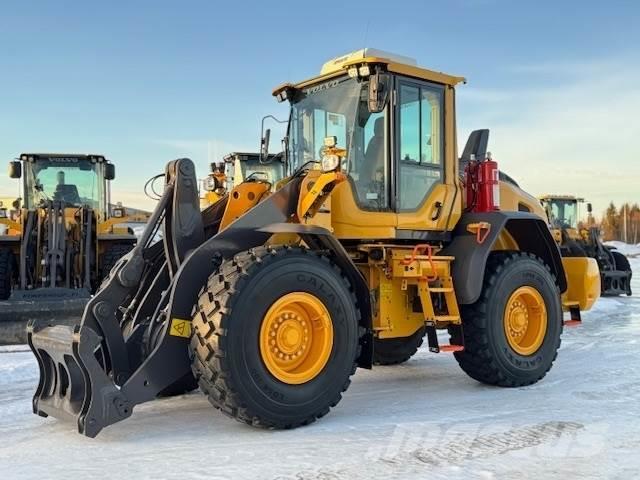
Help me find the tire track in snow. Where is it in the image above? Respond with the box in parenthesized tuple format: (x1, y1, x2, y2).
(406, 421, 583, 466)
(276, 421, 584, 480)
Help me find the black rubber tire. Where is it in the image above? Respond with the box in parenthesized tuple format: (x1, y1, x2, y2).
(611, 250, 631, 272)
(452, 251, 563, 387)
(373, 327, 426, 365)
(0, 248, 15, 300)
(190, 246, 364, 429)
(100, 243, 134, 280)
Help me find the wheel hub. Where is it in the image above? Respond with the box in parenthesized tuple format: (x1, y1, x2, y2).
(260, 292, 333, 384)
(503, 286, 547, 356)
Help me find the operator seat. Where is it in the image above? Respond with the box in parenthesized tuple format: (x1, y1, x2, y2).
(362, 116, 385, 182)
(53, 184, 81, 204)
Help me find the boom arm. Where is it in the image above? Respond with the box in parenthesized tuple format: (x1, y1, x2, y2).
(27, 158, 349, 437)
(28, 158, 203, 436)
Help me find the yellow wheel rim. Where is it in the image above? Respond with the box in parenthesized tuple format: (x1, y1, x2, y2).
(259, 292, 333, 384)
(503, 286, 548, 356)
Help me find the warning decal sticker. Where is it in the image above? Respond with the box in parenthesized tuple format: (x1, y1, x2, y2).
(169, 318, 192, 338)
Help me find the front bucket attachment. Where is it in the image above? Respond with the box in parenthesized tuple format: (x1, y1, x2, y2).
(601, 270, 632, 296)
(28, 321, 132, 438)
(0, 288, 89, 344)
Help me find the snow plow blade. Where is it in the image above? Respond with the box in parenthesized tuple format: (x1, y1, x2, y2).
(28, 322, 131, 437)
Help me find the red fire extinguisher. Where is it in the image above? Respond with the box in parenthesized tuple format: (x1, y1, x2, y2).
(464, 153, 500, 213)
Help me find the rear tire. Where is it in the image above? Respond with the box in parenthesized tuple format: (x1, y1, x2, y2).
(100, 243, 134, 281)
(190, 246, 363, 428)
(0, 248, 15, 300)
(373, 327, 426, 365)
(452, 252, 562, 387)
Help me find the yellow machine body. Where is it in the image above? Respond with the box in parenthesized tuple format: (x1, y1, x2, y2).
(26, 50, 593, 437)
(270, 50, 586, 342)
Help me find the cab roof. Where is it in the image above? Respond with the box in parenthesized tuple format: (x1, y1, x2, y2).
(19, 153, 108, 162)
(539, 195, 584, 202)
(273, 48, 465, 95)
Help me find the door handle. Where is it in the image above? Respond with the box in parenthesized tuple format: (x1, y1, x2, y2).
(431, 201, 443, 221)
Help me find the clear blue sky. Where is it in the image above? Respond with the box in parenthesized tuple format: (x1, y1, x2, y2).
(1, 0, 639, 213)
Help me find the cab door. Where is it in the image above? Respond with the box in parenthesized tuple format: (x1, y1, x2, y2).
(394, 78, 456, 234)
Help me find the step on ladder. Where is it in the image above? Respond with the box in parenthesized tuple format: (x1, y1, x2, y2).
(418, 275, 464, 353)
(403, 244, 464, 354)
(563, 304, 582, 327)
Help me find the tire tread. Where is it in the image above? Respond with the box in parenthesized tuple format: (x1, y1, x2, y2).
(190, 246, 363, 429)
(453, 251, 563, 387)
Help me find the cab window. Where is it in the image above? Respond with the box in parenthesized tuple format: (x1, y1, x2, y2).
(397, 81, 444, 210)
(313, 110, 347, 157)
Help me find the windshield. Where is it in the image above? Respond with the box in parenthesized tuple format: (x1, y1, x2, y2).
(547, 199, 578, 229)
(24, 159, 105, 211)
(288, 76, 389, 210)
(241, 160, 285, 185)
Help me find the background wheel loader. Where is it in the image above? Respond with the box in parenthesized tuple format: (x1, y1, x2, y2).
(27, 49, 600, 438)
(0, 153, 139, 341)
(457, 132, 602, 319)
(539, 195, 632, 296)
(200, 152, 285, 208)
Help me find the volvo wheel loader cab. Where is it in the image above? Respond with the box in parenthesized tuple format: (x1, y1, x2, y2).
(199, 153, 286, 209)
(28, 49, 596, 437)
(540, 194, 632, 296)
(199, 161, 227, 209)
(224, 152, 285, 189)
(0, 154, 137, 330)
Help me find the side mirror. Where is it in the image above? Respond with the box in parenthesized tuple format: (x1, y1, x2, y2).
(261, 128, 271, 160)
(587, 203, 593, 213)
(8, 161, 21, 179)
(105, 163, 115, 180)
(368, 72, 390, 113)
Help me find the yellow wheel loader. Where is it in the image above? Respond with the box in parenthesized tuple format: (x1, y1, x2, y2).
(199, 162, 227, 209)
(200, 152, 286, 209)
(540, 195, 632, 296)
(27, 50, 599, 437)
(0, 154, 137, 341)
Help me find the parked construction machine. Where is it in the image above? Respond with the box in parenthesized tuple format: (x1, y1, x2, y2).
(200, 152, 285, 208)
(199, 162, 227, 209)
(28, 49, 599, 437)
(540, 195, 632, 296)
(0, 154, 137, 324)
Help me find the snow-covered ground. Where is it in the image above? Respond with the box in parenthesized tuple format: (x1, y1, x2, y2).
(605, 241, 640, 258)
(1, 259, 639, 480)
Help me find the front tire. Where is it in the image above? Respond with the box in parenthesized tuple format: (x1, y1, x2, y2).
(100, 243, 134, 281)
(190, 246, 363, 428)
(0, 248, 16, 300)
(453, 252, 562, 387)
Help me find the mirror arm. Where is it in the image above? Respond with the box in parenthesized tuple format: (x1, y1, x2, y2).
(259, 115, 288, 164)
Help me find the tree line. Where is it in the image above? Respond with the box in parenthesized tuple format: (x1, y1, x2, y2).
(599, 202, 640, 243)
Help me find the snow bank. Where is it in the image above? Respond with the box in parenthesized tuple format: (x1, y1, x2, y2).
(604, 241, 640, 257)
